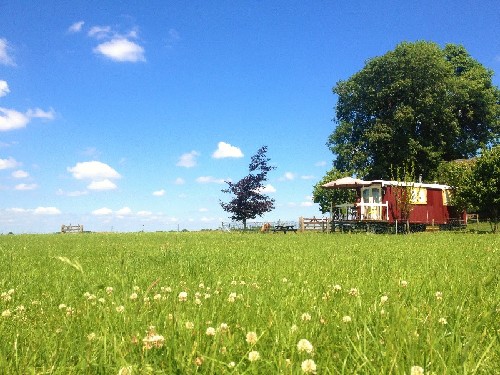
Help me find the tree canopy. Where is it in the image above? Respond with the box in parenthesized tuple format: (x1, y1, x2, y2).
(220, 146, 276, 229)
(327, 41, 499, 180)
(312, 167, 356, 214)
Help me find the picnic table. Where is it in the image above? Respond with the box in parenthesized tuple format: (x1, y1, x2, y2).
(273, 224, 297, 234)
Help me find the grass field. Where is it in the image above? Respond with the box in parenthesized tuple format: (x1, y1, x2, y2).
(0, 231, 498, 374)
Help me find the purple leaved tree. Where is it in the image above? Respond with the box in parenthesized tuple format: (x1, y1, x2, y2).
(220, 146, 276, 230)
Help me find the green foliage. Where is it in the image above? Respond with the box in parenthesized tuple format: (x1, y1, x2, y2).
(464, 147, 500, 232)
(0, 232, 498, 374)
(434, 158, 475, 212)
(311, 168, 356, 214)
(328, 41, 500, 180)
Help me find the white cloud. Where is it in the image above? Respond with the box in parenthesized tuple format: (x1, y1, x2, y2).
(0, 107, 55, 132)
(94, 38, 145, 62)
(116, 207, 132, 216)
(68, 161, 121, 180)
(26, 107, 56, 120)
(12, 170, 28, 178)
(33, 207, 61, 215)
(212, 142, 244, 159)
(176, 151, 199, 168)
(87, 179, 117, 191)
(15, 183, 37, 191)
(6, 207, 29, 214)
(0, 108, 29, 131)
(0, 38, 15, 66)
(196, 176, 226, 184)
(68, 21, 85, 33)
(174, 177, 185, 185)
(153, 189, 165, 196)
(300, 201, 314, 207)
(0, 80, 9, 97)
(0, 157, 20, 170)
(258, 184, 276, 193)
(92, 207, 113, 216)
(280, 172, 296, 181)
(88, 25, 112, 39)
(137, 210, 152, 217)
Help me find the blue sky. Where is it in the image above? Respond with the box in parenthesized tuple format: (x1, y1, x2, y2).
(1, 1, 499, 233)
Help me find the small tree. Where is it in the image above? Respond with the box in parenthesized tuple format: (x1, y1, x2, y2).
(390, 164, 417, 232)
(463, 147, 500, 233)
(220, 146, 276, 229)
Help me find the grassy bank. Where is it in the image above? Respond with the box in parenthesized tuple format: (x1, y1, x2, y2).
(0, 232, 498, 374)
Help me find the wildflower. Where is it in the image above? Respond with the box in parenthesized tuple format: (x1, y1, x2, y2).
(349, 288, 359, 297)
(342, 315, 352, 323)
(333, 284, 342, 292)
(31, 300, 41, 306)
(116, 305, 125, 313)
(8, 289, 15, 295)
(246, 331, 258, 344)
(142, 332, 165, 350)
(228, 362, 236, 368)
(199, 282, 205, 289)
(219, 323, 229, 332)
(286, 358, 292, 367)
(153, 293, 161, 301)
(206, 327, 216, 336)
(228, 292, 237, 303)
(16, 305, 25, 313)
(438, 317, 448, 325)
(195, 298, 202, 305)
(87, 332, 97, 341)
(178, 291, 188, 302)
(66, 307, 75, 316)
(105, 287, 114, 295)
(185, 321, 194, 330)
(231, 280, 237, 285)
(435, 291, 443, 300)
(248, 351, 260, 362)
(98, 298, 105, 304)
(301, 312, 311, 321)
(301, 359, 317, 374)
(117, 366, 132, 375)
(58, 303, 67, 310)
(194, 357, 204, 367)
(129, 293, 138, 300)
(204, 293, 211, 299)
(282, 277, 288, 283)
(411, 365, 424, 375)
(380, 295, 389, 304)
(297, 339, 314, 354)
(2, 309, 11, 318)
(220, 346, 227, 354)
(133, 286, 140, 292)
(400, 280, 408, 288)
(380, 309, 386, 316)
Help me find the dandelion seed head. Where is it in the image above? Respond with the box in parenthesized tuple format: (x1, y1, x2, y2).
(178, 291, 188, 302)
(206, 327, 216, 336)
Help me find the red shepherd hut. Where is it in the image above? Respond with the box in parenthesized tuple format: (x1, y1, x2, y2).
(322, 177, 466, 232)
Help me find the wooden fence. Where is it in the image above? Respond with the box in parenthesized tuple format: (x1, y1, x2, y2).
(299, 217, 330, 232)
(61, 224, 84, 233)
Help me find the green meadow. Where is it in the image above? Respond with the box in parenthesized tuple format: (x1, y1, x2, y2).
(0, 232, 498, 374)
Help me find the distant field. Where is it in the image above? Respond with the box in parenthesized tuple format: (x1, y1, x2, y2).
(0, 232, 498, 374)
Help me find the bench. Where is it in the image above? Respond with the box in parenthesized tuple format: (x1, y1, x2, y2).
(273, 225, 297, 234)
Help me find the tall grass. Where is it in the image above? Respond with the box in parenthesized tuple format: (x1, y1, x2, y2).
(0, 232, 498, 374)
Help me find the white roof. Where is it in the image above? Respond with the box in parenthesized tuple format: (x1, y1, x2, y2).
(369, 180, 452, 190)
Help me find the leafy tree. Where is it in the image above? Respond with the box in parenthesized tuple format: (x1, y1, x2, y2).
(327, 41, 499, 180)
(220, 146, 276, 229)
(312, 168, 356, 214)
(433, 158, 475, 213)
(463, 147, 500, 232)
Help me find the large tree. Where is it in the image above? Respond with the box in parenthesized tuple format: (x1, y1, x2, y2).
(312, 167, 356, 214)
(327, 41, 499, 180)
(220, 146, 276, 229)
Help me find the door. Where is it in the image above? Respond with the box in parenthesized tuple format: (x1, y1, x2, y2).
(361, 187, 381, 220)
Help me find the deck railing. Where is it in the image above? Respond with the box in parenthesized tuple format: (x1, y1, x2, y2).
(332, 202, 389, 221)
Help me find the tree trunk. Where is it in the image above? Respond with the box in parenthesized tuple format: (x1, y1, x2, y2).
(243, 218, 247, 230)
